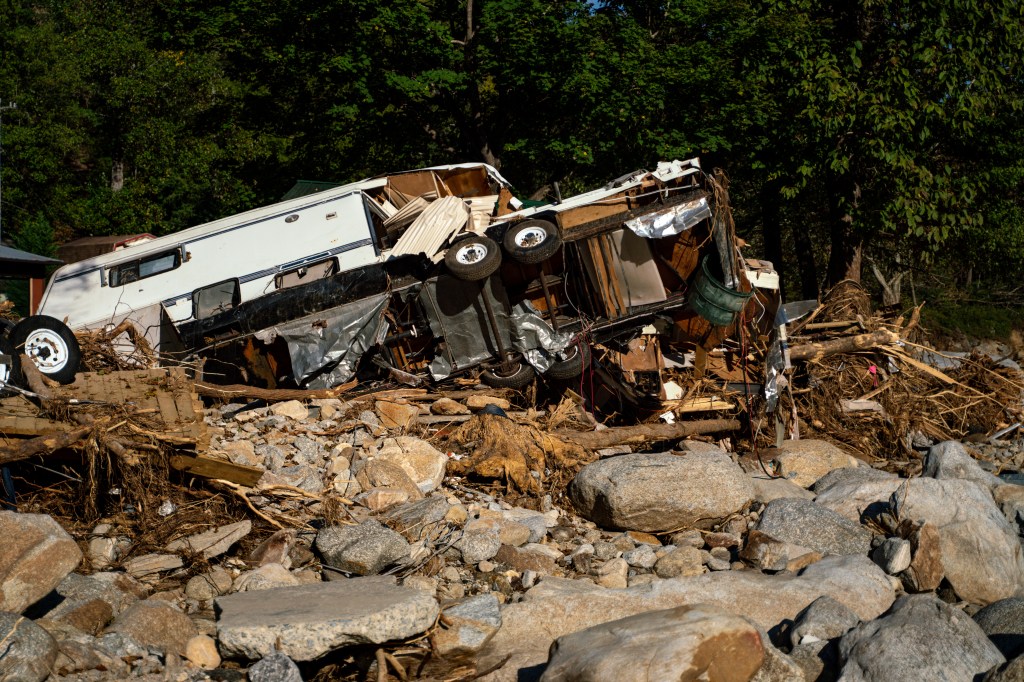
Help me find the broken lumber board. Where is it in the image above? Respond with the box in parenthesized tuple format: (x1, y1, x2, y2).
(669, 397, 735, 414)
(555, 418, 740, 449)
(788, 330, 899, 362)
(169, 453, 264, 487)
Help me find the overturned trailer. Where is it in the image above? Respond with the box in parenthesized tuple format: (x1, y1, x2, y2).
(38, 159, 778, 410)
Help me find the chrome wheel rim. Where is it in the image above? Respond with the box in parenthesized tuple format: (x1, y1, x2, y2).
(455, 242, 489, 265)
(23, 329, 69, 373)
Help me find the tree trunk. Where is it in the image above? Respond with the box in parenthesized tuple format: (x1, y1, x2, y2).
(463, 0, 499, 169)
(760, 180, 785, 299)
(826, 171, 863, 286)
(793, 216, 820, 300)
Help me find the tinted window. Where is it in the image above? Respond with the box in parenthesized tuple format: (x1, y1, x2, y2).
(193, 279, 239, 319)
(109, 249, 181, 286)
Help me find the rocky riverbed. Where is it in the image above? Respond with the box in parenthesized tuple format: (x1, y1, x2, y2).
(3, 394, 1024, 681)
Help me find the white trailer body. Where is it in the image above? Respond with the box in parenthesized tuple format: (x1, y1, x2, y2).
(37, 182, 391, 335)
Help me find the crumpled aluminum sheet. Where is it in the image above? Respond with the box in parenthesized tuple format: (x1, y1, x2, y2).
(625, 196, 711, 239)
(261, 293, 390, 389)
(508, 300, 574, 373)
(764, 337, 785, 413)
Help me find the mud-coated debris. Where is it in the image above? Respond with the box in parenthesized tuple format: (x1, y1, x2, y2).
(375, 400, 420, 430)
(248, 651, 303, 682)
(0, 611, 58, 682)
(540, 605, 765, 682)
(216, 577, 439, 661)
(316, 520, 411, 575)
(838, 594, 1004, 680)
(448, 414, 587, 493)
(569, 451, 753, 532)
(0, 511, 83, 613)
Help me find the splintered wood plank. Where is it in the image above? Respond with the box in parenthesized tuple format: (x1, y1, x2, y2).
(169, 454, 263, 487)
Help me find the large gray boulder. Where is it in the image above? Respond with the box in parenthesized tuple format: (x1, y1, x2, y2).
(757, 498, 873, 557)
(0, 511, 83, 613)
(0, 611, 58, 682)
(891, 478, 1024, 604)
(975, 598, 1024, 659)
(838, 594, 1004, 681)
(569, 451, 753, 532)
(790, 595, 861, 647)
(315, 520, 410, 575)
(774, 439, 861, 488)
(923, 441, 1002, 489)
(539, 605, 765, 682)
(216, 576, 439, 661)
(478, 555, 893, 681)
(812, 472, 903, 524)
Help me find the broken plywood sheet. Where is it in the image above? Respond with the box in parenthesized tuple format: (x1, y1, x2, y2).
(0, 394, 69, 437)
(68, 367, 208, 449)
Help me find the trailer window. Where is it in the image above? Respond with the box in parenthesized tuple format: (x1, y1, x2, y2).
(275, 257, 337, 289)
(109, 249, 181, 286)
(193, 279, 239, 319)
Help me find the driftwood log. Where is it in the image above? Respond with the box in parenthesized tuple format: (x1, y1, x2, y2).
(194, 379, 358, 401)
(555, 418, 741, 449)
(787, 330, 900, 362)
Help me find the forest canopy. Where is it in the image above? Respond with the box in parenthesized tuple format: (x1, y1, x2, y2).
(1, 0, 1022, 302)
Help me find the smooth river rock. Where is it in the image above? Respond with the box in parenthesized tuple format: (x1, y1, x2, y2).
(216, 576, 439, 661)
(569, 451, 753, 532)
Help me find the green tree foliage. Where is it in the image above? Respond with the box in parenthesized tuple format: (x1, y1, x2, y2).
(767, 0, 1024, 286)
(0, 0, 1021, 303)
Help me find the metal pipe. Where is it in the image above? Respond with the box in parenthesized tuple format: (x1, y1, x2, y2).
(479, 280, 511, 371)
(538, 272, 560, 333)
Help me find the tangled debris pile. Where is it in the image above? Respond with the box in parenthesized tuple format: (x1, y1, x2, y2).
(3, 161, 1024, 680)
(1, 300, 1023, 681)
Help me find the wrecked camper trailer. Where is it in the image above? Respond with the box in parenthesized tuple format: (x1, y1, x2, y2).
(38, 159, 778, 405)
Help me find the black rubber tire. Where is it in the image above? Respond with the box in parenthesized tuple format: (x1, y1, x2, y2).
(546, 342, 591, 380)
(481, 360, 536, 389)
(445, 235, 502, 281)
(503, 219, 562, 264)
(0, 336, 22, 396)
(9, 315, 82, 385)
(0, 319, 14, 339)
